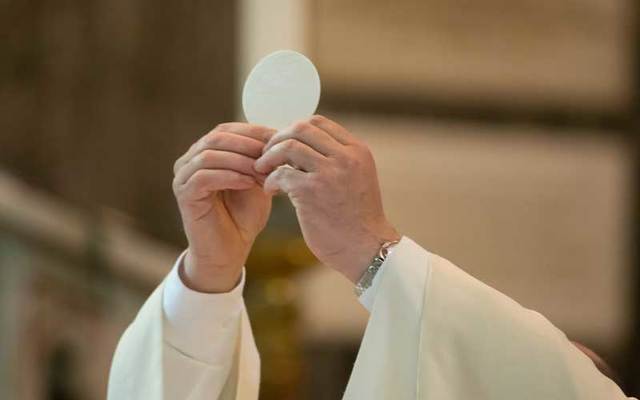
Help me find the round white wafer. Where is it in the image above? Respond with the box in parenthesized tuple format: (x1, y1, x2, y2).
(242, 50, 321, 130)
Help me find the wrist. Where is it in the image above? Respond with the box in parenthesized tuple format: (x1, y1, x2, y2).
(181, 250, 244, 293)
(339, 223, 401, 284)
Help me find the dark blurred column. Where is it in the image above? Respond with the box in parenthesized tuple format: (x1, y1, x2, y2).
(0, 0, 237, 246)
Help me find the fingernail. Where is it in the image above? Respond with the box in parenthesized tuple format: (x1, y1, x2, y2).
(254, 159, 265, 173)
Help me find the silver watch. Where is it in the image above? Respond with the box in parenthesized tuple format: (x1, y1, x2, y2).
(354, 240, 400, 297)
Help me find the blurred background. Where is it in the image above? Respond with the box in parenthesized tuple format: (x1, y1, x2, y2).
(0, 0, 638, 398)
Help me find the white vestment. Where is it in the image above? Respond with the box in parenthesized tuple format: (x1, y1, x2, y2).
(108, 237, 632, 399)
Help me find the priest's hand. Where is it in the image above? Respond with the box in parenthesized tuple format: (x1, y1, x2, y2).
(172, 123, 275, 292)
(255, 115, 400, 283)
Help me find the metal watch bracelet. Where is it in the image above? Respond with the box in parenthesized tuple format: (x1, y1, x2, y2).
(354, 240, 400, 297)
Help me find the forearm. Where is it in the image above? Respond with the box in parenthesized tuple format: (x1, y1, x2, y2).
(163, 250, 261, 399)
(108, 251, 260, 400)
(163, 250, 245, 364)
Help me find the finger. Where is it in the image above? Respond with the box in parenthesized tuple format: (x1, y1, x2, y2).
(177, 169, 256, 199)
(263, 165, 306, 195)
(175, 149, 262, 185)
(203, 132, 267, 158)
(174, 133, 265, 176)
(308, 115, 354, 145)
(174, 124, 276, 173)
(263, 120, 343, 156)
(254, 139, 327, 174)
(214, 122, 276, 143)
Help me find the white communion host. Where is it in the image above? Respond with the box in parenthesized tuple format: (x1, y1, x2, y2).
(108, 114, 633, 400)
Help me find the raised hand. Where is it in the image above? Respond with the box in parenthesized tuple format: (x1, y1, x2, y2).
(172, 123, 275, 292)
(254, 115, 400, 283)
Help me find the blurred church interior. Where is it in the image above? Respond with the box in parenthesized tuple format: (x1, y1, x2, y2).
(0, 0, 638, 399)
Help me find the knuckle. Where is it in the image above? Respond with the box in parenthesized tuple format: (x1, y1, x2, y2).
(282, 139, 298, 151)
(270, 167, 283, 180)
(201, 149, 217, 163)
(273, 165, 288, 179)
(203, 133, 221, 148)
(191, 169, 207, 186)
(292, 120, 310, 133)
(309, 114, 326, 125)
(192, 152, 207, 167)
(215, 122, 233, 132)
(250, 125, 265, 136)
(343, 145, 372, 168)
(171, 178, 180, 193)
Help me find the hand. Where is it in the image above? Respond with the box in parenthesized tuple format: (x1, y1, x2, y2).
(172, 123, 275, 292)
(254, 115, 400, 283)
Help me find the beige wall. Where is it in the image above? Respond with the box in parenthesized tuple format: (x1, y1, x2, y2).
(312, 0, 634, 112)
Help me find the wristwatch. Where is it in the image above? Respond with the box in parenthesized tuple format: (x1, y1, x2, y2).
(354, 240, 400, 297)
